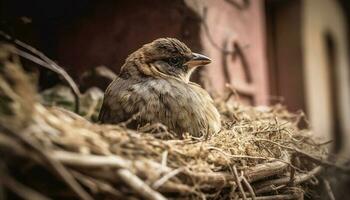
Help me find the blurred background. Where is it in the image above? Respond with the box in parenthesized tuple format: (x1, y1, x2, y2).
(1, 0, 350, 157)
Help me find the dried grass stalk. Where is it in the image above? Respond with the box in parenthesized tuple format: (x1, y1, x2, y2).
(0, 44, 341, 199)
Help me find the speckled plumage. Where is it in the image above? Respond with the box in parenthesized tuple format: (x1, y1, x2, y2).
(98, 38, 220, 137)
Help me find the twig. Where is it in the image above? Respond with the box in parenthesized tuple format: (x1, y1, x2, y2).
(238, 194, 298, 200)
(161, 150, 168, 169)
(118, 112, 141, 127)
(288, 154, 296, 187)
(254, 166, 322, 194)
(28, 145, 93, 200)
(156, 181, 195, 194)
(116, 169, 166, 200)
(208, 146, 268, 160)
(83, 168, 195, 195)
(51, 150, 290, 192)
(323, 179, 335, 200)
(52, 151, 232, 189)
(242, 175, 256, 200)
(233, 166, 247, 200)
(152, 167, 184, 189)
(0, 125, 93, 200)
(244, 153, 289, 182)
(51, 152, 166, 199)
(255, 138, 350, 173)
(50, 150, 130, 168)
(317, 140, 333, 146)
(0, 31, 81, 113)
(71, 170, 124, 198)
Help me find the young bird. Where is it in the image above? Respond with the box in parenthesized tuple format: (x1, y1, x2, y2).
(98, 38, 221, 137)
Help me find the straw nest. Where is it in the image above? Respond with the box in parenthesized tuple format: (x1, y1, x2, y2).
(0, 44, 332, 200)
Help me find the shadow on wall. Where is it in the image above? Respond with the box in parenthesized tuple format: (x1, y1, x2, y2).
(0, 0, 202, 90)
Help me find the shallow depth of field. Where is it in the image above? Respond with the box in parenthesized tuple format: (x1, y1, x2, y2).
(1, 0, 350, 200)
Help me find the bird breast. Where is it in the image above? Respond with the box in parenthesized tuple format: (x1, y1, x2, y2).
(129, 78, 221, 137)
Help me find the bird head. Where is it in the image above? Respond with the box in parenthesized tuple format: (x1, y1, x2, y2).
(122, 38, 211, 82)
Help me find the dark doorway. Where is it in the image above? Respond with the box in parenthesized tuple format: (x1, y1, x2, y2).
(324, 32, 342, 153)
(265, 0, 306, 113)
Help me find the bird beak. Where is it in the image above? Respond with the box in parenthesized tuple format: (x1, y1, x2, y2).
(185, 53, 211, 69)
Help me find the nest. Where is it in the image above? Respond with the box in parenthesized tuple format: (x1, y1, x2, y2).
(0, 44, 336, 200)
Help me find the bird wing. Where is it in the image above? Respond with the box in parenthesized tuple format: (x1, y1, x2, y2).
(98, 77, 140, 124)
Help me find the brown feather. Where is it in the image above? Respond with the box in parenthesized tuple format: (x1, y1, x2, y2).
(99, 38, 220, 137)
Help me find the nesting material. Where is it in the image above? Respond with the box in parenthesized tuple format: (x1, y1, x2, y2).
(0, 45, 331, 200)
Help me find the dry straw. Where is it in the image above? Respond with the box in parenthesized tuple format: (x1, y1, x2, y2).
(0, 43, 343, 200)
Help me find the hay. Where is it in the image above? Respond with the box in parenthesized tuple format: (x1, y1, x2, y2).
(0, 44, 339, 200)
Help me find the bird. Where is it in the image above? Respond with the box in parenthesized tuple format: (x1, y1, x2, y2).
(98, 38, 221, 138)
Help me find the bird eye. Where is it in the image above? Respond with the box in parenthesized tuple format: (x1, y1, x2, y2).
(168, 57, 181, 66)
